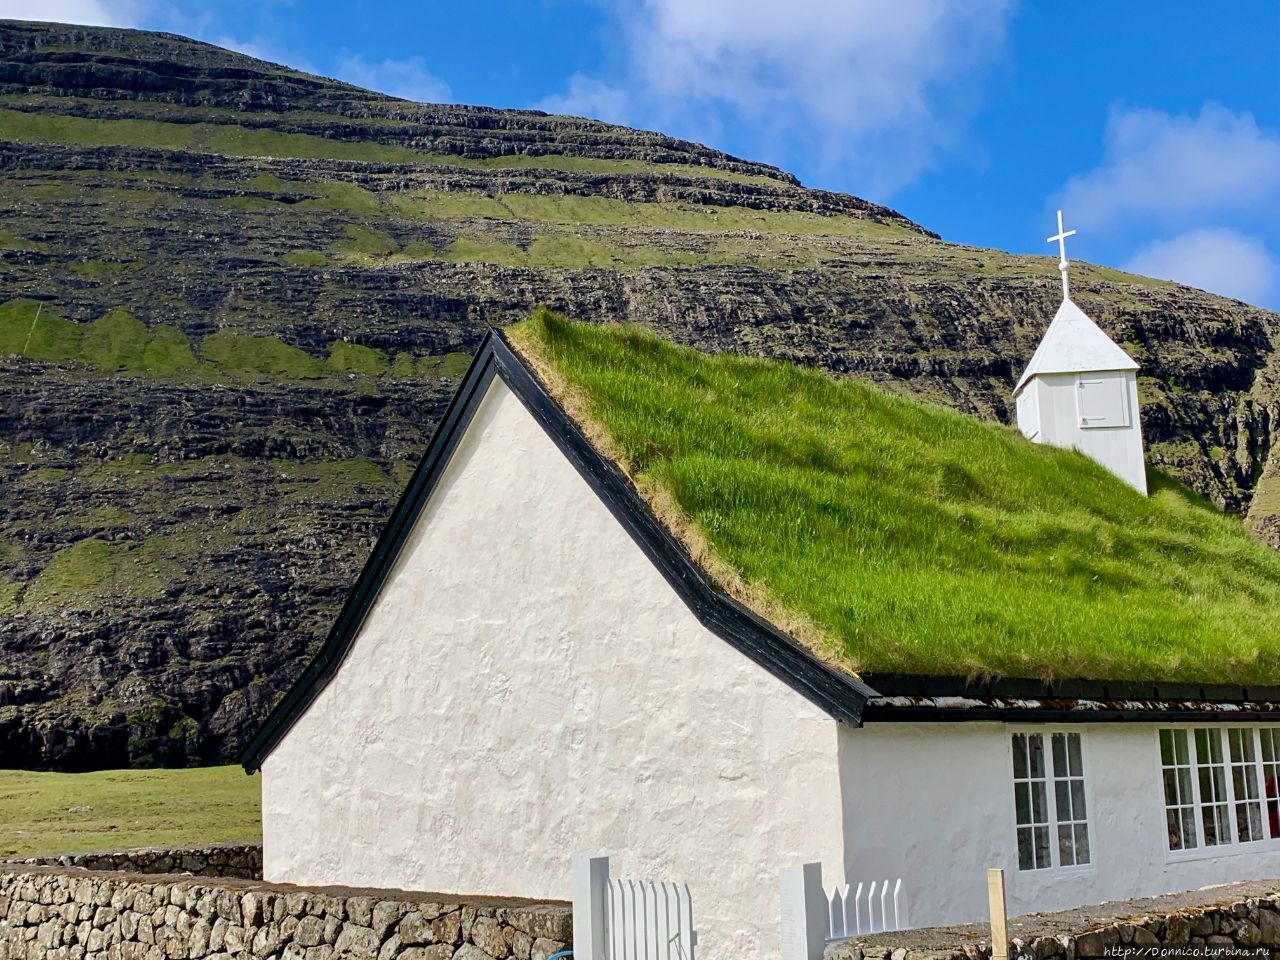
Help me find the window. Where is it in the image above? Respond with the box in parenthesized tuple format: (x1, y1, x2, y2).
(1076, 372, 1130, 429)
(1159, 727, 1280, 853)
(1012, 732, 1090, 871)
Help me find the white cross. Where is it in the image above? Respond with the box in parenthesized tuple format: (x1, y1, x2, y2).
(1046, 209, 1076, 298)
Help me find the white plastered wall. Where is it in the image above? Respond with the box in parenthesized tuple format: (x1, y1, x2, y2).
(261, 377, 846, 960)
(1018, 371, 1146, 494)
(838, 722, 1280, 926)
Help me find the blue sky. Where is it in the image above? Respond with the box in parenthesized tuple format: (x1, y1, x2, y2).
(6, 0, 1279, 308)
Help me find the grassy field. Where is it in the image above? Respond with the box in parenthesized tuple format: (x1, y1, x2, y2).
(509, 312, 1280, 685)
(0, 766, 260, 858)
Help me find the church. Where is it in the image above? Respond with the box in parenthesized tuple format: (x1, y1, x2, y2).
(240, 214, 1280, 960)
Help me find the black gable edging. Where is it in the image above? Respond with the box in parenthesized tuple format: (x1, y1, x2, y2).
(239, 330, 878, 772)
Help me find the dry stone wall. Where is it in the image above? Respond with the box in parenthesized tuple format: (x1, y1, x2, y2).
(828, 892, 1280, 960)
(1, 845, 261, 880)
(0, 867, 570, 960)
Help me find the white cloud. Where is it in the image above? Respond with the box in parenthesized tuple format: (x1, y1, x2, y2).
(334, 54, 451, 104)
(539, 0, 1013, 195)
(1059, 104, 1280, 232)
(1124, 229, 1276, 307)
(536, 74, 630, 126)
(0, 0, 142, 26)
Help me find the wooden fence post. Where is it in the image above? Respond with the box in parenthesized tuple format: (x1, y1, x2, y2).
(780, 863, 827, 960)
(986, 868, 1008, 960)
(572, 852, 610, 960)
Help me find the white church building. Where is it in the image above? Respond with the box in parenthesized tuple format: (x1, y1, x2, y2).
(240, 215, 1280, 960)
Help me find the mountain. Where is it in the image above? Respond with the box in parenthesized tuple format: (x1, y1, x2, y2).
(1, 21, 1277, 770)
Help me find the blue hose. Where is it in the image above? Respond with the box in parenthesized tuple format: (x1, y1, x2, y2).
(546, 951, 574, 960)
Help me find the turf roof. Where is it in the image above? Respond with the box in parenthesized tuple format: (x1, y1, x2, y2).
(506, 310, 1280, 687)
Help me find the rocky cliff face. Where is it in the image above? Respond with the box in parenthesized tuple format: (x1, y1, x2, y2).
(2, 21, 1278, 770)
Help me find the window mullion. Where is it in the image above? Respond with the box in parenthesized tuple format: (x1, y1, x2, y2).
(1222, 729, 1240, 844)
(1188, 729, 1206, 829)
(1047, 731, 1061, 868)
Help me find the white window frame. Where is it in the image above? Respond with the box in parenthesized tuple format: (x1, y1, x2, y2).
(1158, 726, 1280, 863)
(1008, 728, 1095, 875)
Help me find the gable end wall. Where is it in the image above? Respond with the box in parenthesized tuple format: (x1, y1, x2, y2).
(260, 377, 845, 960)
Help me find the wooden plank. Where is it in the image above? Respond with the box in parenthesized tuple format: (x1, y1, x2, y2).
(987, 868, 1008, 960)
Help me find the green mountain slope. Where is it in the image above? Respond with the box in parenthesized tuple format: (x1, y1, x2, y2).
(1, 21, 1278, 769)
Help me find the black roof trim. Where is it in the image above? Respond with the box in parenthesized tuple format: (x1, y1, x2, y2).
(239, 331, 878, 771)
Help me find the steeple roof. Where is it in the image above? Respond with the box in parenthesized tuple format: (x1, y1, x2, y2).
(1014, 297, 1139, 394)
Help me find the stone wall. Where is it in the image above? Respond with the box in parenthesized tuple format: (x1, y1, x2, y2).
(1, 845, 262, 880)
(828, 892, 1280, 960)
(0, 867, 571, 960)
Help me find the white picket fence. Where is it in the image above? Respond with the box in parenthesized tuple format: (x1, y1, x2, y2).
(825, 878, 908, 939)
(780, 864, 911, 960)
(572, 853, 697, 960)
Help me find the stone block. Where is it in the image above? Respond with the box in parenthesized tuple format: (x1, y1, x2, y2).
(333, 924, 379, 959)
(1258, 909, 1280, 945)
(294, 917, 325, 949)
(506, 930, 532, 960)
(377, 934, 401, 960)
(372, 902, 406, 941)
(346, 899, 374, 929)
(398, 912, 434, 946)
(1073, 928, 1120, 958)
(470, 917, 508, 959)
(431, 913, 461, 947)
(251, 923, 282, 959)
(1235, 919, 1264, 946)
(501, 910, 570, 944)
(530, 939, 565, 960)
(1131, 927, 1159, 947)
(455, 945, 499, 960)
(240, 894, 265, 929)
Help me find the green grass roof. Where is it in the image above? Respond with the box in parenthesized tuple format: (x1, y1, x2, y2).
(508, 311, 1280, 686)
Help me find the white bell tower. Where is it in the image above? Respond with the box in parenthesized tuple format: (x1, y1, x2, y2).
(1013, 211, 1148, 494)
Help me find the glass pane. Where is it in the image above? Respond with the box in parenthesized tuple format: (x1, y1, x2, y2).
(1028, 735, 1045, 778)
(1216, 805, 1232, 843)
(1195, 728, 1209, 759)
(1055, 780, 1070, 820)
(1012, 735, 1028, 779)
(1199, 766, 1213, 800)
(1163, 769, 1180, 805)
(1068, 734, 1083, 776)
(1018, 827, 1034, 870)
(1176, 730, 1190, 765)
(1058, 824, 1075, 867)
(1052, 734, 1067, 778)
(1181, 808, 1198, 848)
(1071, 780, 1087, 818)
(1160, 729, 1174, 765)
(1203, 805, 1224, 845)
(1167, 809, 1183, 850)
(1242, 764, 1260, 800)
(1034, 826, 1051, 868)
(1015, 782, 1031, 824)
(1262, 730, 1277, 764)
(1074, 824, 1090, 864)
(1178, 768, 1194, 804)
(1229, 729, 1244, 763)
(1239, 801, 1263, 842)
(1031, 781, 1046, 823)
